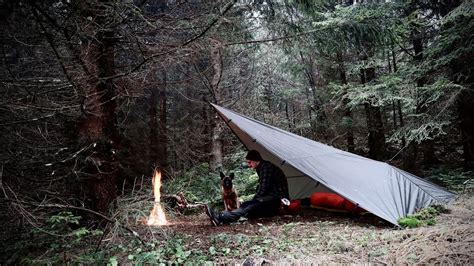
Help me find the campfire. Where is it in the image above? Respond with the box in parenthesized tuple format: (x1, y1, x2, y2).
(147, 168, 168, 226)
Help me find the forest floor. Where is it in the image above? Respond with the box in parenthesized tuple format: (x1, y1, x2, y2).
(130, 194, 473, 264)
(1, 193, 472, 264)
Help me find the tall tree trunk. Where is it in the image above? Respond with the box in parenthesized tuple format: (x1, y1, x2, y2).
(210, 122, 224, 171)
(459, 89, 474, 167)
(388, 44, 408, 159)
(338, 57, 355, 153)
(391, 43, 406, 147)
(360, 63, 386, 160)
(149, 75, 159, 169)
(158, 72, 168, 178)
(390, 45, 407, 149)
(285, 101, 292, 130)
(413, 36, 438, 165)
(299, 52, 328, 138)
(149, 71, 169, 179)
(201, 94, 211, 164)
(434, 0, 472, 168)
(209, 39, 224, 171)
(364, 102, 386, 160)
(78, 3, 119, 213)
(387, 50, 397, 130)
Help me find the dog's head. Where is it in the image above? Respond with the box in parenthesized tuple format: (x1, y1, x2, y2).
(220, 171, 235, 190)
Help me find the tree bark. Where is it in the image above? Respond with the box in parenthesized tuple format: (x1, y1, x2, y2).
(78, 3, 119, 213)
(285, 101, 292, 130)
(360, 64, 386, 160)
(413, 35, 438, 165)
(458, 87, 474, 167)
(149, 73, 159, 169)
(338, 57, 355, 153)
(149, 70, 169, 179)
(158, 72, 169, 178)
(201, 95, 211, 163)
(299, 52, 328, 138)
(209, 39, 224, 171)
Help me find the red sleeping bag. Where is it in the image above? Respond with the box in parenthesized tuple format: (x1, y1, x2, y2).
(288, 199, 301, 212)
(310, 192, 365, 213)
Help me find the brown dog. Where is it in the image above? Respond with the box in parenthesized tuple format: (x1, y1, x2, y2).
(220, 172, 240, 211)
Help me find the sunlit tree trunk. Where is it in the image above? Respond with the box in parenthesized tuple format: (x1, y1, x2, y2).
(209, 39, 224, 171)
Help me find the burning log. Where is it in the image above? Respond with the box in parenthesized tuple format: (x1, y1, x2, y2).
(162, 192, 206, 211)
(162, 192, 189, 209)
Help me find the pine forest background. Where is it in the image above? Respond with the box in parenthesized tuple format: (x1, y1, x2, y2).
(0, 0, 473, 264)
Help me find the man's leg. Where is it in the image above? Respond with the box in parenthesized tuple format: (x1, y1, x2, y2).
(246, 198, 281, 218)
(217, 208, 247, 223)
(217, 199, 262, 223)
(205, 200, 260, 225)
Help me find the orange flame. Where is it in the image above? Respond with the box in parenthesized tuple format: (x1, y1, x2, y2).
(147, 169, 168, 226)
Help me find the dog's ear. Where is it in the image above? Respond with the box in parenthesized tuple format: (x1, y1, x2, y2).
(220, 171, 225, 179)
(229, 173, 234, 179)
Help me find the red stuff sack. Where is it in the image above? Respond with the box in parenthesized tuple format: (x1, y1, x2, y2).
(288, 199, 301, 213)
(310, 192, 364, 213)
(310, 192, 345, 209)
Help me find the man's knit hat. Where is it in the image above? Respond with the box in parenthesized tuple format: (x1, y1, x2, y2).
(245, 150, 263, 161)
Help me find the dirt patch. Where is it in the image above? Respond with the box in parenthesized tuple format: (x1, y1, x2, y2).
(135, 195, 473, 264)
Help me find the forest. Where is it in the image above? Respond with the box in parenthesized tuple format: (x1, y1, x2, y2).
(0, 0, 472, 264)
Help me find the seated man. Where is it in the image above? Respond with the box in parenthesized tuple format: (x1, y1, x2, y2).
(205, 150, 289, 226)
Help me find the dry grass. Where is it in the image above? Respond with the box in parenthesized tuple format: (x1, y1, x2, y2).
(125, 194, 473, 264)
(5, 191, 468, 264)
(1, 179, 471, 265)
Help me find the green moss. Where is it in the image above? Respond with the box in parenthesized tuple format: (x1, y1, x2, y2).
(398, 205, 447, 228)
(398, 217, 421, 228)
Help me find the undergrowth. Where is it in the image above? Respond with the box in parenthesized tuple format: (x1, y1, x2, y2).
(3, 156, 471, 264)
(398, 205, 449, 228)
(163, 150, 258, 209)
(426, 167, 473, 193)
(3, 211, 103, 264)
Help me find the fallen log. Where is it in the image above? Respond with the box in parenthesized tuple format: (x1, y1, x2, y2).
(162, 192, 205, 211)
